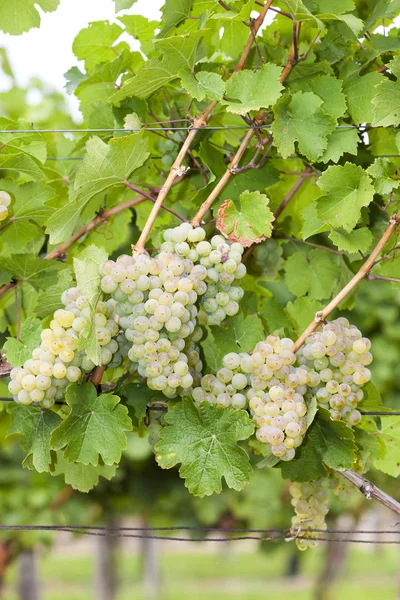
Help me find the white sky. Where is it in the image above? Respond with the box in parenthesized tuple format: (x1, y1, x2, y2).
(0, 0, 164, 121)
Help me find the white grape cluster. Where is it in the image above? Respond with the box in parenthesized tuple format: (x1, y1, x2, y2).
(161, 223, 246, 325)
(296, 317, 372, 425)
(0, 191, 11, 222)
(8, 287, 122, 407)
(289, 479, 329, 550)
(100, 251, 205, 398)
(193, 335, 313, 462)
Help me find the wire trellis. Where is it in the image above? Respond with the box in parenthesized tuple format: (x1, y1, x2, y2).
(0, 524, 398, 544)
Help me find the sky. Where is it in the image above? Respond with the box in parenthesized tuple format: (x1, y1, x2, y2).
(0, 0, 164, 121)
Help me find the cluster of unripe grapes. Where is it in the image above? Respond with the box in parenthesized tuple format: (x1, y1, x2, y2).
(296, 318, 372, 426)
(0, 190, 11, 222)
(193, 336, 309, 462)
(289, 479, 329, 550)
(162, 223, 246, 325)
(8, 287, 125, 406)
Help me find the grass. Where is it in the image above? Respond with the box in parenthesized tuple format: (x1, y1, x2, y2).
(2, 546, 398, 600)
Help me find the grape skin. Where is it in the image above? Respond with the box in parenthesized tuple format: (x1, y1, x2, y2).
(0, 190, 11, 222)
(289, 479, 329, 550)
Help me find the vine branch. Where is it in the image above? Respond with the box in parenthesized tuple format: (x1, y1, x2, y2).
(135, 0, 275, 246)
(340, 470, 400, 516)
(273, 165, 314, 220)
(293, 210, 400, 352)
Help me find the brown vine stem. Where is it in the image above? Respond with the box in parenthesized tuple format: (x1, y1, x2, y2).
(340, 470, 400, 516)
(90, 366, 106, 387)
(135, 0, 275, 248)
(293, 210, 400, 352)
(273, 165, 314, 220)
(191, 21, 301, 227)
(366, 274, 400, 284)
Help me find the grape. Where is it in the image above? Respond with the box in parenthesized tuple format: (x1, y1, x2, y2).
(296, 318, 372, 425)
(289, 479, 329, 550)
(0, 191, 11, 222)
(7, 287, 123, 406)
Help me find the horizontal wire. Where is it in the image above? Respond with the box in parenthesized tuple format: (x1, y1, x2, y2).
(0, 525, 397, 544)
(0, 124, 389, 134)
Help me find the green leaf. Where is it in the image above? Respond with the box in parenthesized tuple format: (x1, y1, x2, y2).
(201, 329, 223, 372)
(374, 417, 400, 477)
(211, 314, 264, 355)
(260, 297, 289, 334)
(51, 382, 132, 466)
(223, 64, 283, 115)
(272, 92, 336, 161)
(0, 0, 60, 35)
(160, 0, 193, 36)
(0, 256, 62, 291)
(285, 297, 323, 334)
(301, 202, 330, 239)
(120, 383, 152, 424)
(4, 317, 42, 367)
(180, 70, 225, 102)
(289, 75, 347, 121)
(358, 381, 392, 413)
(343, 72, 382, 124)
(112, 32, 204, 101)
(316, 163, 375, 232)
(282, 407, 357, 480)
(35, 269, 74, 320)
(52, 453, 117, 492)
(320, 128, 359, 164)
(156, 398, 254, 497)
(372, 58, 400, 127)
(355, 426, 386, 465)
(367, 158, 400, 195)
(8, 405, 61, 472)
(114, 0, 138, 11)
(46, 132, 150, 244)
(329, 227, 373, 254)
(0, 182, 55, 254)
(284, 248, 340, 300)
(73, 21, 125, 71)
(216, 191, 274, 247)
(64, 66, 86, 94)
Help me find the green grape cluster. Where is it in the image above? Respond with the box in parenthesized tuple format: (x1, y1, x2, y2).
(0, 190, 11, 222)
(161, 223, 246, 325)
(193, 335, 312, 462)
(289, 479, 329, 550)
(100, 250, 205, 397)
(8, 287, 122, 406)
(247, 239, 284, 280)
(296, 317, 372, 425)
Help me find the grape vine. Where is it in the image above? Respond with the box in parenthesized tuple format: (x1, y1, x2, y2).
(0, 0, 400, 551)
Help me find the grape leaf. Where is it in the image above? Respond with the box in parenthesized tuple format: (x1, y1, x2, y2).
(320, 128, 359, 164)
(216, 191, 274, 247)
(285, 297, 323, 335)
(354, 426, 386, 465)
(51, 383, 132, 466)
(301, 202, 330, 239)
(0, 0, 60, 35)
(160, 0, 193, 36)
(0, 182, 55, 254)
(45, 132, 150, 244)
(272, 92, 336, 161)
(284, 249, 340, 300)
(211, 314, 264, 355)
(260, 297, 289, 334)
(35, 269, 74, 320)
(367, 158, 400, 195)
(114, 0, 138, 11)
(201, 329, 223, 372)
(51, 453, 117, 492)
(4, 317, 42, 367)
(372, 57, 400, 127)
(316, 163, 375, 232)
(358, 381, 392, 413)
(73, 245, 108, 365)
(73, 21, 125, 71)
(8, 405, 61, 472)
(374, 417, 400, 477)
(180, 70, 225, 102)
(156, 398, 254, 497)
(282, 407, 357, 479)
(112, 33, 204, 101)
(329, 227, 373, 254)
(343, 71, 382, 124)
(0, 256, 62, 291)
(289, 75, 347, 120)
(222, 64, 283, 115)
